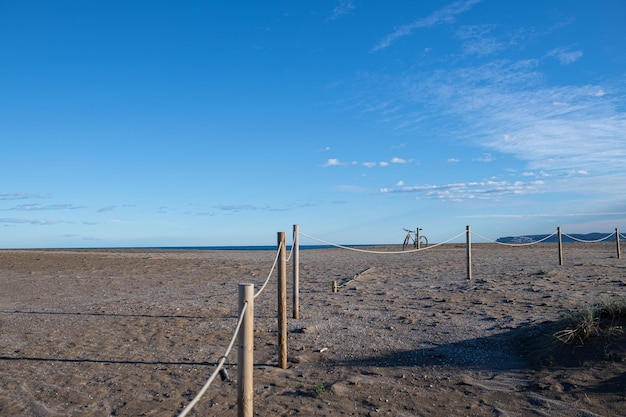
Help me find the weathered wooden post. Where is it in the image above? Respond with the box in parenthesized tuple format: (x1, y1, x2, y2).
(277, 232, 288, 369)
(238, 283, 254, 417)
(466, 225, 472, 281)
(293, 224, 300, 319)
(332, 280, 338, 293)
(416, 227, 421, 250)
(557, 227, 563, 265)
(616, 228, 621, 260)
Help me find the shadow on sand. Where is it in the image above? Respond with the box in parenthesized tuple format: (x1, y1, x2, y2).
(335, 319, 625, 372)
(335, 323, 539, 372)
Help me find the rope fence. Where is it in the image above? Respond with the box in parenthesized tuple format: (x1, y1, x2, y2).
(177, 301, 248, 417)
(471, 230, 558, 246)
(299, 225, 624, 282)
(562, 232, 615, 243)
(176, 234, 288, 417)
(254, 240, 282, 299)
(298, 230, 466, 254)
(171, 224, 622, 416)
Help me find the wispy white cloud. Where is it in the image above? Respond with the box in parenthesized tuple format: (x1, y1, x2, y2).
(207, 201, 315, 215)
(355, 59, 626, 197)
(456, 24, 503, 56)
(546, 47, 583, 65)
(481, 87, 626, 176)
(216, 204, 266, 212)
(570, 169, 589, 176)
(0, 217, 60, 225)
(0, 192, 49, 201)
(521, 171, 550, 177)
(337, 0, 626, 214)
(328, 0, 355, 21)
(8, 204, 84, 211)
(473, 153, 495, 162)
(372, 0, 484, 52)
(380, 179, 544, 201)
(326, 157, 411, 168)
(334, 185, 369, 193)
(321, 158, 344, 167)
(460, 211, 626, 219)
(97, 204, 136, 213)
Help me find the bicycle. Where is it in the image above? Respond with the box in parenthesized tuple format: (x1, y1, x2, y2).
(402, 228, 428, 250)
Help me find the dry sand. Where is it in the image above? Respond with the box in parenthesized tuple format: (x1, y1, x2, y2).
(1, 243, 625, 416)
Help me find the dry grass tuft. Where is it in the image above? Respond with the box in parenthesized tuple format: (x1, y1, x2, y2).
(554, 296, 626, 345)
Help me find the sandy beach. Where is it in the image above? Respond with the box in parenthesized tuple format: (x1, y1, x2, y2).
(1, 243, 625, 416)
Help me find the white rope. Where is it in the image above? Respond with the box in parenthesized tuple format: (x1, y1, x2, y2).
(299, 232, 414, 254)
(254, 241, 282, 299)
(298, 231, 465, 254)
(562, 232, 615, 243)
(177, 301, 248, 417)
(471, 231, 557, 246)
(416, 231, 466, 250)
(286, 230, 296, 262)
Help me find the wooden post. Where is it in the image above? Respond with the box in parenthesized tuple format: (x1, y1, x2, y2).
(277, 232, 288, 369)
(416, 227, 421, 250)
(616, 228, 621, 260)
(332, 280, 338, 293)
(466, 225, 472, 281)
(238, 283, 254, 417)
(292, 225, 300, 319)
(557, 227, 563, 265)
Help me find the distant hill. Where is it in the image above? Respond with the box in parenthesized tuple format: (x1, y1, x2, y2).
(496, 232, 618, 243)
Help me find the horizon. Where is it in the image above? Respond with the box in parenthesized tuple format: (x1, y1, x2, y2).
(2, 1, 625, 248)
(1, 229, 622, 250)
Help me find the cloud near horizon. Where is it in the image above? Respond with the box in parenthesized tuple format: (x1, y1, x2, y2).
(323, 157, 411, 168)
(8, 204, 84, 211)
(380, 179, 545, 201)
(0, 217, 60, 225)
(0, 192, 49, 201)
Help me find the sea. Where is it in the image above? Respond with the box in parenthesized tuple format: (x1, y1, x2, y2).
(114, 244, 380, 251)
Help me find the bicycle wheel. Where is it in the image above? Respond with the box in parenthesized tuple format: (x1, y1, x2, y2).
(419, 235, 428, 247)
(402, 234, 411, 250)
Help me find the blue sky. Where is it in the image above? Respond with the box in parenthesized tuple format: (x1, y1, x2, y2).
(1, 0, 625, 248)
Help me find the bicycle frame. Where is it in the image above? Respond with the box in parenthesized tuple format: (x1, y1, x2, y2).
(402, 228, 428, 250)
